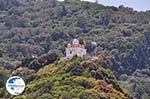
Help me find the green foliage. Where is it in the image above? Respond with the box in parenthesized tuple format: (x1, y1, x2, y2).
(0, 67, 9, 88)
(79, 91, 99, 99)
(100, 68, 116, 80)
(0, 88, 5, 98)
(73, 76, 94, 89)
(70, 55, 82, 63)
(38, 94, 53, 99)
(28, 60, 41, 71)
(0, 56, 129, 98)
(51, 32, 65, 41)
(120, 69, 150, 99)
(66, 62, 84, 76)
(0, 0, 149, 98)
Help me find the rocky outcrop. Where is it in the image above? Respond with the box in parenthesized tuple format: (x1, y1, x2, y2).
(12, 52, 58, 76)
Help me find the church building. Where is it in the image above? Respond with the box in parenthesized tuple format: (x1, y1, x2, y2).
(66, 39, 86, 59)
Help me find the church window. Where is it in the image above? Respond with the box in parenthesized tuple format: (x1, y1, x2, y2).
(70, 51, 72, 54)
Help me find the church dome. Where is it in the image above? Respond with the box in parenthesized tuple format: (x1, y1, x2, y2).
(72, 39, 79, 45)
(67, 43, 71, 47)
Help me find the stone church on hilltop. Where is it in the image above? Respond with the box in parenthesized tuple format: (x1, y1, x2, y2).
(66, 39, 86, 59)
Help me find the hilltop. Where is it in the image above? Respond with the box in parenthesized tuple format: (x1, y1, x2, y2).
(0, 0, 150, 98)
(0, 52, 132, 99)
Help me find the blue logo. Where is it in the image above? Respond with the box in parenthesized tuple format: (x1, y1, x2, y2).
(6, 76, 25, 95)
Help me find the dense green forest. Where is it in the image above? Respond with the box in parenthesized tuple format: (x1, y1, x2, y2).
(0, 0, 150, 99)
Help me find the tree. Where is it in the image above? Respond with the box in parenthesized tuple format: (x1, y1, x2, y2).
(0, 67, 9, 88)
(101, 10, 112, 26)
(51, 32, 65, 41)
(85, 41, 97, 53)
(28, 59, 42, 71)
(50, 0, 56, 8)
(0, 0, 7, 10)
(66, 63, 84, 76)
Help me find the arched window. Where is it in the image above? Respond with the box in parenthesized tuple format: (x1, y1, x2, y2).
(70, 51, 72, 54)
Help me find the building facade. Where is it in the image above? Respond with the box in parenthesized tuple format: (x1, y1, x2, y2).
(66, 39, 86, 59)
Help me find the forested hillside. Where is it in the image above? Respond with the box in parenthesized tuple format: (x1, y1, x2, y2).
(0, 0, 150, 98)
(0, 54, 133, 99)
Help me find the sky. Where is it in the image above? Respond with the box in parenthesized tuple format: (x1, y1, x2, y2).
(58, 0, 150, 11)
(98, 0, 150, 11)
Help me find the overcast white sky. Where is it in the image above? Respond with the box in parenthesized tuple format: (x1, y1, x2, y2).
(58, 0, 150, 11)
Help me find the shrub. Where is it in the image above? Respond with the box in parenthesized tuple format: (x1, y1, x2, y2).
(66, 63, 84, 76)
(79, 91, 99, 99)
(28, 60, 42, 71)
(0, 67, 9, 88)
(73, 77, 93, 89)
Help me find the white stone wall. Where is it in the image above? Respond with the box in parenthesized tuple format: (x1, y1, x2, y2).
(66, 47, 86, 59)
